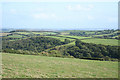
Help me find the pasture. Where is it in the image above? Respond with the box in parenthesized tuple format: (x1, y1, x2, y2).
(81, 38, 119, 46)
(7, 35, 24, 38)
(15, 32, 30, 35)
(32, 32, 57, 35)
(2, 53, 118, 78)
(0, 33, 11, 37)
(58, 35, 91, 40)
(14, 32, 57, 36)
(45, 36, 74, 41)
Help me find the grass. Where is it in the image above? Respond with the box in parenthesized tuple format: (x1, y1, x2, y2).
(14, 32, 57, 36)
(93, 31, 119, 38)
(15, 32, 30, 35)
(2, 53, 118, 78)
(45, 36, 74, 41)
(0, 33, 11, 37)
(81, 38, 119, 46)
(58, 35, 91, 40)
(7, 35, 24, 38)
(32, 32, 57, 35)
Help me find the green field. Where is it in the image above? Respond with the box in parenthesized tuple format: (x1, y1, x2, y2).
(7, 35, 24, 38)
(45, 36, 74, 41)
(82, 38, 119, 46)
(15, 32, 30, 35)
(0, 33, 11, 37)
(58, 35, 91, 39)
(32, 32, 57, 35)
(2, 53, 118, 78)
(14, 32, 57, 36)
(95, 31, 118, 36)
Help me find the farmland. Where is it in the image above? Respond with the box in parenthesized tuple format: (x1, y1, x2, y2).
(2, 53, 118, 78)
(58, 35, 91, 39)
(0, 33, 11, 37)
(1, 29, 119, 78)
(15, 31, 58, 35)
(45, 36, 75, 41)
(81, 38, 119, 46)
(2, 2, 119, 79)
(7, 34, 24, 38)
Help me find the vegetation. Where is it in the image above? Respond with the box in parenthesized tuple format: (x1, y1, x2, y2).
(66, 40, 119, 61)
(0, 33, 11, 37)
(45, 36, 74, 41)
(7, 34, 24, 38)
(69, 29, 119, 39)
(2, 53, 118, 78)
(1, 29, 119, 78)
(81, 38, 119, 46)
(2, 37, 67, 53)
(2, 29, 120, 61)
(2, 36, 119, 61)
(58, 35, 91, 40)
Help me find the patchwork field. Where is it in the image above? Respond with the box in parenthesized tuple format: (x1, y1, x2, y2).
(2, 53, 118, 78)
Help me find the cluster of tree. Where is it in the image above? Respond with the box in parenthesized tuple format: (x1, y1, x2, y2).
(2, 37, 21, 41)
(2, 37, 67, 53)
(10, 30, 29, 33)
(2, 37, 17, 40)
(96, 29, 116, 34)
(66, 40, 119, 61)
(70, 32, 88, 36)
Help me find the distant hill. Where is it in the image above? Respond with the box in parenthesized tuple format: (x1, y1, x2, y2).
(1, 28, 15, 32)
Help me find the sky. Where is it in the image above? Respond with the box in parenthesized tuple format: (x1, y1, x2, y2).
(1, 0, 118, 30)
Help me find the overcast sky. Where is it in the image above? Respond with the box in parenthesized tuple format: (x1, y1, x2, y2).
(1, 0, 118, 30)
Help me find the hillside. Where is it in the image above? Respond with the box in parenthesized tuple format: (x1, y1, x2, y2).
(2, 29, 119, 61)
(2, 53, 118, 78)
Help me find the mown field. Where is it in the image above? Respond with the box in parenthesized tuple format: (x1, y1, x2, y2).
(2, 53, 118, 78)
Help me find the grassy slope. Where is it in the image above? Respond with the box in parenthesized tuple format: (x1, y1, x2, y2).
(2, 53, 118, 78)
(93, 31, 119, 37)
(15, 32, 30, 35)
(7, 35, 24, 38)
(57, 35, 118, 46)
(32, 32, 57, 35)
(81, 38, 119, 46)
(58, 35, 91, 39)
(0, 33, 11, 37)
(45, 36, 74, 41)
